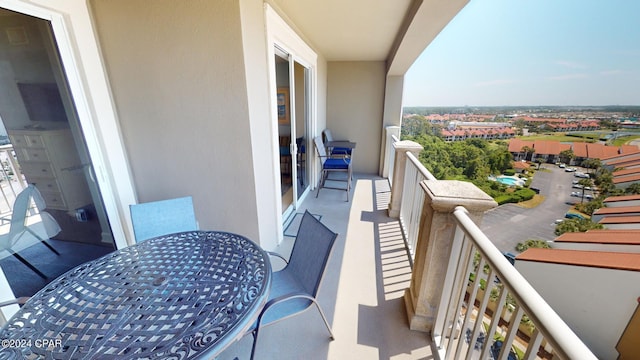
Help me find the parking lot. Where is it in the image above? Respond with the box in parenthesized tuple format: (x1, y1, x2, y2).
(480, 165, 594, 253)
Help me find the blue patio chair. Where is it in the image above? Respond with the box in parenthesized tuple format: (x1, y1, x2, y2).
(248, 210, 338, 360)
(314, 136, 352, 201)
(0, 184, 61, 279)
(323, 128, 352, 156)
(129, 196, 198, 242)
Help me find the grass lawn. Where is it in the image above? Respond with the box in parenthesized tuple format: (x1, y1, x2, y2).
(516, 131, 611, 142)
(611, 135, 640, 146)
(516, 194, 545, 208)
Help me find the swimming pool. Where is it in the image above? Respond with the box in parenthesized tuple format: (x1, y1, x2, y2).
(495, 175, 526, 186)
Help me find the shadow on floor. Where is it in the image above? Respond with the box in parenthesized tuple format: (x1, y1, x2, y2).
(0, 239, 114, 297)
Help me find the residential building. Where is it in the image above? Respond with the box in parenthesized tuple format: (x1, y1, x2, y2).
(516, 248, 640, 360)
(552, 229, 640, 253)
(508, 138, 638, 164)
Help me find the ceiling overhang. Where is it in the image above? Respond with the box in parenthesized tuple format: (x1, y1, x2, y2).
(270, 0, 469, 76)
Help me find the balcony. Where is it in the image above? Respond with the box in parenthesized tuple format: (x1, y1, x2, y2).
(218, 131, 597, 359)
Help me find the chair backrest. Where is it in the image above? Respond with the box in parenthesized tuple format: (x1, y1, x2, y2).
(0, 185, 60, 250)
(313, 136, 327, 159)
(285, 211, 337, 297)
(0, 186, 34, 250)
(129, 196, 198, 242)
(323, 129, 334, 142)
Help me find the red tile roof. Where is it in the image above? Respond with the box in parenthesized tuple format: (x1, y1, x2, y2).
(604, 194, 640, 203)
(572, 142, 588, 158)
(513, 161, 531, 170)
(532, 140, 570, 155)
(613, 168, 640, 177)
(554, 230, 640, 245)
(601, 153, 640, 164)
(621, 145, 640, 154)
(517, 248, 640, 271)
(508, 139, 627, 158)
(593, 206, 640, 216)
(598, 215, 640, 224)
(508, 138, 534, 152)
(613, 173, 640, 184)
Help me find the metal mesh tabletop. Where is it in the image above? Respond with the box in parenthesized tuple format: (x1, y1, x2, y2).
(0, 231, 271, 359)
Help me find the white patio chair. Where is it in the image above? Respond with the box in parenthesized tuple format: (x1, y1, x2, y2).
(0, 184, 61, 279)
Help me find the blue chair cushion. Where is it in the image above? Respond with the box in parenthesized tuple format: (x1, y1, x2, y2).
(331, 147, 351, 155)
(323, 158, 350, 169)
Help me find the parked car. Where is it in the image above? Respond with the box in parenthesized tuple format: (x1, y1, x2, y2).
(585, 194, 594, 200)
(564, 167, 577, 172)
(558, 163, 566, 168)
(572, 184, 584, 189)
(565, 212, 586, 220)
(503, 252, 516, 265)
(574, 172, 590, 178)
(570, 191, 581, 197)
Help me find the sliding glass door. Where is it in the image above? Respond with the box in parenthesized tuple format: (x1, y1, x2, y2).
(274, 47, 311, 219)
(0, 7, 115, 300)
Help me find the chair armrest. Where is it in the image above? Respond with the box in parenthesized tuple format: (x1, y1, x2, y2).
(261, 291, 313, 311)
(267, 251, 288, 265)
(0, 297, 29, 308)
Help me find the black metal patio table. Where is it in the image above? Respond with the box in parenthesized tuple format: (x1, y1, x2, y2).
(0, 231, 271, 359)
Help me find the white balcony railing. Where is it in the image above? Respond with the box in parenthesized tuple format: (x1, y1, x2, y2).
(399, 150, 435, 263)
(0, 144, 28, 217)
(432, 206, 597, 360)
(386, 138, 597, 359)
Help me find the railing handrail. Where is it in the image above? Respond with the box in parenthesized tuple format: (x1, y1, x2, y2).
(452, 206, 598, 360)
(406, 151, 436, 181)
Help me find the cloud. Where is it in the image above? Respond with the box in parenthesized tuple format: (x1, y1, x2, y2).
(555, 60, 588, 69)
(547, 73, 588, 80)
(600, 69, 623, 76)
(473, 79, 516, 87)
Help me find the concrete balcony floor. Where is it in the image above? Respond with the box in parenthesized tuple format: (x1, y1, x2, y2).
(218, 175, 434, 360)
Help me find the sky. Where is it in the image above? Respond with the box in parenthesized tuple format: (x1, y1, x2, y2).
(403, 0, 640, 107)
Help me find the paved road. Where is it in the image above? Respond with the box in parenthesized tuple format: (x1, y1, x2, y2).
(480, 165, 589, 253)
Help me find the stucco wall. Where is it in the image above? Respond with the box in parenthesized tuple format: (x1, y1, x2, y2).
(516, 260, 639, 359)
(90, 0, 263, 241)
(327, 61, 385, 174)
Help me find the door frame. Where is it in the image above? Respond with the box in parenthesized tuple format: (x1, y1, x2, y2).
(0, 0, 137, 249)
(266, 4, 317, 242)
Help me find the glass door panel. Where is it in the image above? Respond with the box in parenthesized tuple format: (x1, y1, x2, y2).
(0, 8, 115, 298)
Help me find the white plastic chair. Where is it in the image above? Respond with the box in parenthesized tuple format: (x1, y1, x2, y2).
(0, 184, 62, 279)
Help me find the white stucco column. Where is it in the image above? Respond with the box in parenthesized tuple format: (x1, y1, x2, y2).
(388, 140, 423, 218)
(404, 180, 497, 332)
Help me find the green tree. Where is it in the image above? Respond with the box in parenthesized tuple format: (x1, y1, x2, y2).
(487, 147, 513, 174)
(575, 196, 604, 216)
(520, 146, 535, 161)
(515, 239, 551, 252)
(626, 183, 640, 195)
(577, 178, 594, 203)
(555, 218, 604, 236)
(582, 158, 601, 174)
(559, 149, 575, 165)
(593, 167, 614, 195)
